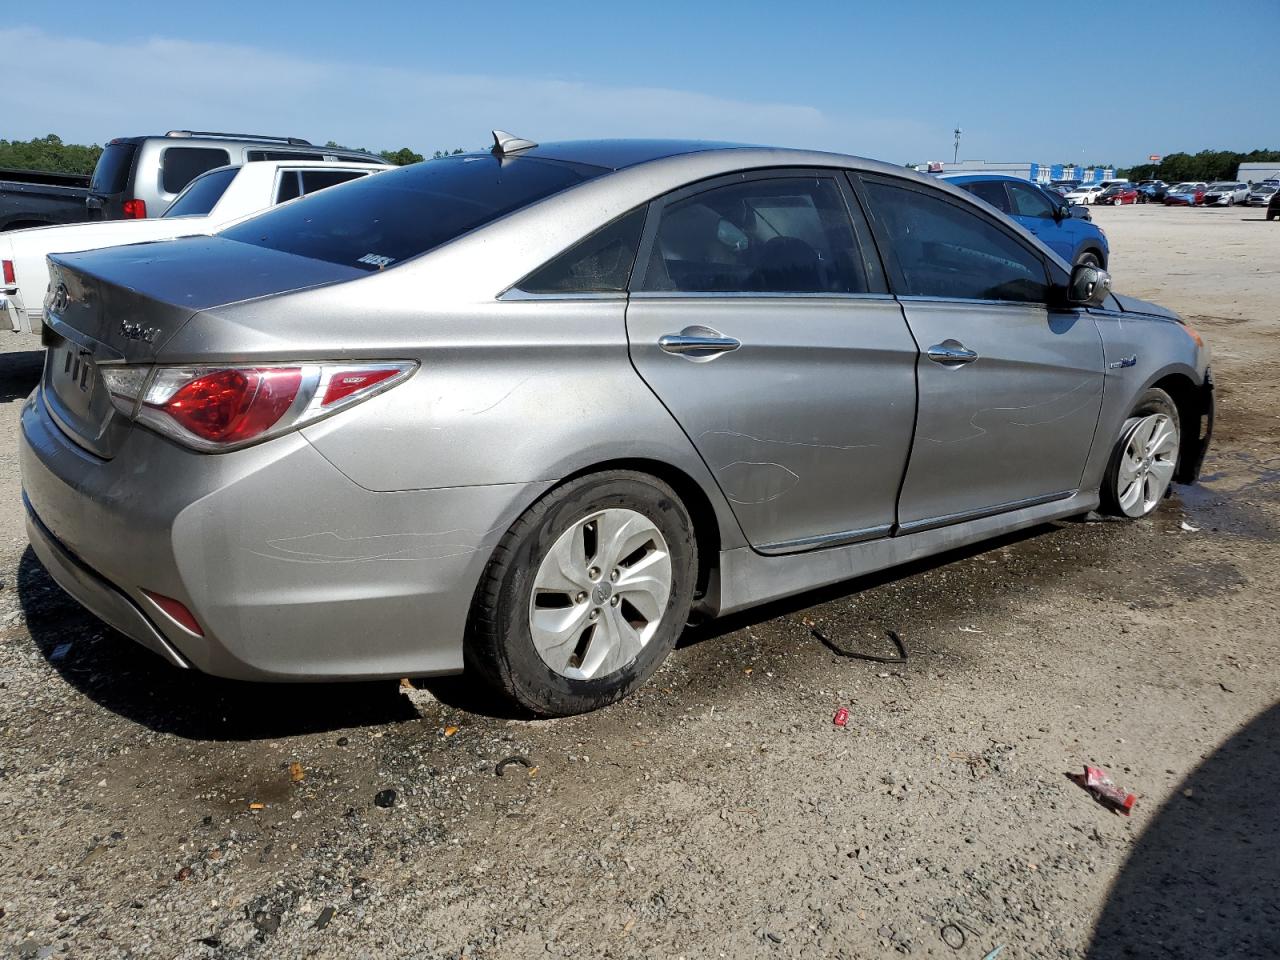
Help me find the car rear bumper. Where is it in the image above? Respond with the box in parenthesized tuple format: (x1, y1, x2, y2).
(19, 385, 550, 681)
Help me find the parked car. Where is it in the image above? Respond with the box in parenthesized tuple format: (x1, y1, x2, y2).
(1201, 182, 1250, 206)
(1, 159, 389, 334)
(1268, 190, 1280, 221)
(87, 131, 383, 221)
(1137, 181, 1168, 203)
(1098, 184, 1139, 205)
(945, 174, 1109, 266)
(20, 135, 1213, 717)
(1, 168, 92, 232)
(1066, 184, 1105, 205)
(1247, 183, 1278, 206)
(1164, 183, 1208, 206)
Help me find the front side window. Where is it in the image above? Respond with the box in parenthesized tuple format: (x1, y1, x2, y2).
(1008, 182, 1057, 218)
(162, 167, 238, 218)
(639, 177, 868, 294)
(962, 180, 1011, 213)
(864, 180, 1047, 303)
(518, 207, 646, 294)
(222, 153, 606, 271)
(161, 147, 231, 194)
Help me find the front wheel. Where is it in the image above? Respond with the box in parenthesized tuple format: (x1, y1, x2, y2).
(1074, 251, 1102, 269)
(466, 471, 697, 716)
(1100, 388, 1181, 518)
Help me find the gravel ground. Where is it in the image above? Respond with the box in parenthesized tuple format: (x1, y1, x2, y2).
(0, 204, 1277, 959)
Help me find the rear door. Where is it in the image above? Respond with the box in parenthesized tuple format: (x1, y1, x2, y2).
(625, 170, 918, 553)
(855, 173, 1104, 530)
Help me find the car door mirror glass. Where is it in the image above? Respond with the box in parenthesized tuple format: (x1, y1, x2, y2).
(716, 218, 750, 252)
(1068, 263, 1111, 307)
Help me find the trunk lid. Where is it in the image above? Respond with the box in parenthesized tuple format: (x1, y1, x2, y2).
(42, 235, 365, 458)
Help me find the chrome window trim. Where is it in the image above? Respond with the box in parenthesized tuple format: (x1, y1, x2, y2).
(628, 291, 898, 302)
(895, 294, 1050, 308)
(497, 289, 628, 302)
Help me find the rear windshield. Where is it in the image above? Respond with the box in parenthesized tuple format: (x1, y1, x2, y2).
(90, 141, 138, 194)
(220, 153, 608, 271)
(163, 167, 238, 218)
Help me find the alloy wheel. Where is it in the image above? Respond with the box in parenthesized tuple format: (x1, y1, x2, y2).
(528, 508, 672, 680)
(1116, 413, 1179, 517)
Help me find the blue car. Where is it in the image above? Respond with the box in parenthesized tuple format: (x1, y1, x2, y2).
(943, 174, 1109, 268)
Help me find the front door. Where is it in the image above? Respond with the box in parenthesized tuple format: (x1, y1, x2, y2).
(625, 171, 918, 553)
(857, 174, 1105, 529)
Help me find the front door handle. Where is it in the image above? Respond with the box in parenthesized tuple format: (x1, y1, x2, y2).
(658, 326, 741, 360)
(926, 340, 979, 365)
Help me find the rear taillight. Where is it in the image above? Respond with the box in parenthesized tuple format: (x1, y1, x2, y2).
(2, 260, 14, 285)
(122, 198, 147, 219)
(98, 361, 416, 451)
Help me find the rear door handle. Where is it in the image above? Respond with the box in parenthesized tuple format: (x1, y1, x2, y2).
(926, 340, 979, 365)
(658, 326, 741, 360)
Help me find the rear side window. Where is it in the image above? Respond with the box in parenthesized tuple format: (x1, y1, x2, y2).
(162, 167, 239, 218)
(864, 180, 1048, 303)
(962, 180, 1011, 213)
(639, 177, 870, 294)
(276, 171, 302, 203)
(161, 147, 231, 194)
(222, 153, 607, 271)
(90, 142, 137, 194)
(518, 208, 646, 294)
(300, 169, 367, 194)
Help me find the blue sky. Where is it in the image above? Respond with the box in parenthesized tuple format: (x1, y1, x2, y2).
(4, 0, 1277, 165)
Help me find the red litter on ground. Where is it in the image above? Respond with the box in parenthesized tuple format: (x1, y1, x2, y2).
(833, 707, 849, 727)
(1076, 765, 1136, 815)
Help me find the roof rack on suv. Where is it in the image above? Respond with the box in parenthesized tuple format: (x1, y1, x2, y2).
(165, 131, 313, 146)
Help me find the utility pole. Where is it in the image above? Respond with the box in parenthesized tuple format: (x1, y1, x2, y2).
(953, 126, 962, 165)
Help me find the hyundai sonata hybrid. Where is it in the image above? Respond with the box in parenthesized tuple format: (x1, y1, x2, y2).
(20, 133, 1213, 716)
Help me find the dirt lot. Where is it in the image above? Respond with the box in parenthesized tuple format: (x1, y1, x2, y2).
(0, 204, 1277, 960)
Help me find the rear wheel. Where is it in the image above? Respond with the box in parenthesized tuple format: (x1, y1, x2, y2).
(466, 471, 697, 716)
(1100, 388, 1180, 519)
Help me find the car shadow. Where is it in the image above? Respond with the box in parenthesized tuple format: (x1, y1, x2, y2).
(16, 548, 420, 741)
(0, 349, 43, 403)
(1087, 701, 1280, 958)
(16, 518, 1079, 728)
(424, 522, 1061, 719)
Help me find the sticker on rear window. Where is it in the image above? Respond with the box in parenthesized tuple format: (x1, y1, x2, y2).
(357, 253, 395, 269)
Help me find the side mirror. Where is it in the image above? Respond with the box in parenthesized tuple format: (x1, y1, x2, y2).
(1068, 205, 1092, 221)
(1068, 263, 1112, 308)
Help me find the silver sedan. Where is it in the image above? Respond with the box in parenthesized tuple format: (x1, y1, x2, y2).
(20, 133, 1213, 716)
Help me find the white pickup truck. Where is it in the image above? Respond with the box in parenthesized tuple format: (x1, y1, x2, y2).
(1, 158, 390, 335)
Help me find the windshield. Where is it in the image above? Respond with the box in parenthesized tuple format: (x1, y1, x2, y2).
(1174, 184, 1196, 191)
(1207, 183, 1231, 190)
(220, 153, 609, 271)
(162, 167, 238, 218)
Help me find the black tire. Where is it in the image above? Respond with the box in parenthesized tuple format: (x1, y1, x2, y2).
(1268, 211, 1277, 222)
(466, 470, 697, 716)
(1099, 388, 1180, 518)
(1074, 250, 1103, 269)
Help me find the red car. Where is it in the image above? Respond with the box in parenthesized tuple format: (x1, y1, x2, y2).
(1098, 184, 1139, 205)
(1164, 183, 1207, 206)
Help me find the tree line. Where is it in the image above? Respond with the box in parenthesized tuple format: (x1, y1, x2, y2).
(1120, 149, 1280, 183)
(0, 134, 467, 175)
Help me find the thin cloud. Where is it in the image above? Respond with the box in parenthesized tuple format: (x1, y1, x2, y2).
(1, 26, 931, 159)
